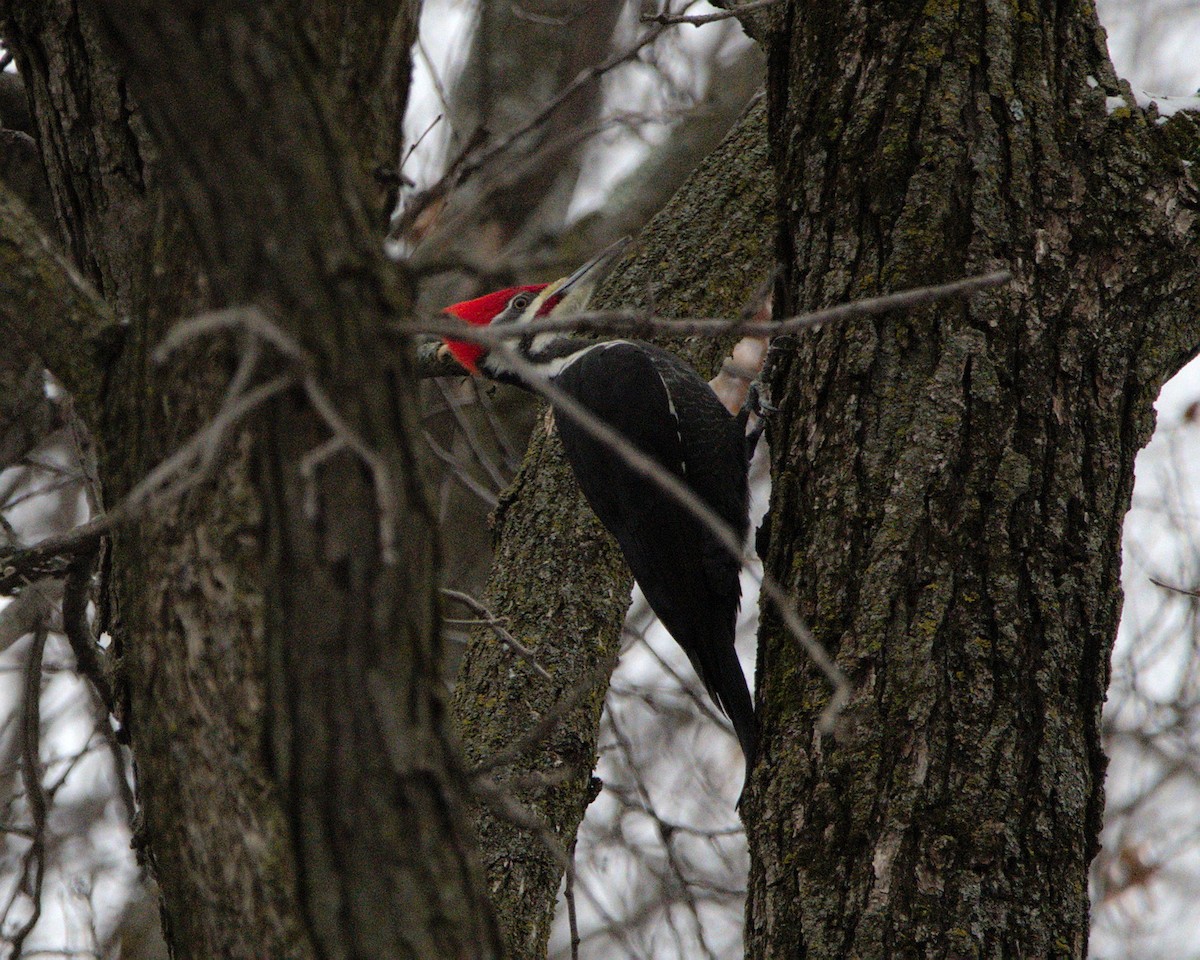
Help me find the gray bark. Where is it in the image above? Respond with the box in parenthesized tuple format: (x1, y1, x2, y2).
(745, 1, 1200, 956)
(1, 0, 500, 955)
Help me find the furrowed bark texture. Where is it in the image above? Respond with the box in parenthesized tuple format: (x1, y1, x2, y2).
(1, 9, 268, 955)
(88, 3, 498, 957)
(452, 100, 775, 960)
(746, 1, 1200, 957)
(2, 0, 499, 956)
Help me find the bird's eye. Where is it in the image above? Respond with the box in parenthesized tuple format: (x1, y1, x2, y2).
(511, 293, 531, 311)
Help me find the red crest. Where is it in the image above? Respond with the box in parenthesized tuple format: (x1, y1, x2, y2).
(442, 285, 547, 373)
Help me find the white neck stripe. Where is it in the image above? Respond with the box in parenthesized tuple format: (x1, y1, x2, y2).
(484, 339, 633, 381)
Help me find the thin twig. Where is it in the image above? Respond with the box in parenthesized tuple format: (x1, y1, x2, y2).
(433, 379, 509, 491)
(0, 374, 293, 595)
(471, 379, 526, 471)
(567, 838, 581, 960)
(44, 733, 101, 800)
(625, 631, 735, 734)
(153, 307, 310, 367)
(400, 113, 443, 177)
(1150, 576, 1200, 598)
(1, 474, 85, 514)
(171, 306, 406, 563)
(1, 304, 413, 592)
(440, 588, 552, 681)
(390, 126, 490, 241)
(97, 698, 136, 829)
(10, 627, 49, 960)
(422, 432, 501, 508)
(405, 269, 1012, 345)
(606, 707, 722, 960)
(391, 24, 669, 242)
(642, 0, 783, 27)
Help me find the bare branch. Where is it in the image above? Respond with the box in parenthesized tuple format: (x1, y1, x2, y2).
(1149, 576, 1200, 598)
(605, 708, 722, 960)
(390, 23, 671, 242)
(0, 185, 116, 425)
(433, 379, 510, 491)
(566, 839, 581, 960)
(9, 627, 49, 959)
(0, 302, 421, 595)
(404, 269, 1012, 347)
(641, 0, 783, 27)
(0, 580, 60, 654)
(159, 307, 407, 564)
(422, 431, 501, 508)
(0, 370, 292, 595)
(62, 548, 114, 712)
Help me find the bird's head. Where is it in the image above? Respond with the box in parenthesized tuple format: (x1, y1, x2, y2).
(441, 237, 629, 376)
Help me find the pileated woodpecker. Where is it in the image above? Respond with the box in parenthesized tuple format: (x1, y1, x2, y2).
(441, 241, 759, 783)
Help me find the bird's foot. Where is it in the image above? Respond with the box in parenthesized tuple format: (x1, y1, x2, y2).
(741, 381, 775, 460)
(745, 381, 778, 419)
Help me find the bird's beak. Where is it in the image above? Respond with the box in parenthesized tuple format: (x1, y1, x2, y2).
(544, 236, 631, 315)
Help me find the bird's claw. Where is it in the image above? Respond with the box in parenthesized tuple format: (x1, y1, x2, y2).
(741, 382, 774, 462)
(742, 381, 777, 421)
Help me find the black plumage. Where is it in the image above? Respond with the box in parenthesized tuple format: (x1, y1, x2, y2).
(551, 341, 757, 776)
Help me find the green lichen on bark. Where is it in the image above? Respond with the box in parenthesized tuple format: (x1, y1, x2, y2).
(452, 98, 776, 960)
(747, 0, 1200, 957)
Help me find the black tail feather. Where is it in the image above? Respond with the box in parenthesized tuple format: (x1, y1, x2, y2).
(694, 630, 757, 794)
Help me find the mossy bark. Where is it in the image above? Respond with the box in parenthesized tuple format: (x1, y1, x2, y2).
(2, 1, 498, 957)
(745, 1, 1200, 957)
(451, 99, 776, 960)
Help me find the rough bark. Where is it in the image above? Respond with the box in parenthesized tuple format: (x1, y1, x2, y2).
(745, 1, 1200, 957)
(0, 71, 34, 133)
(304, 0, 418, 225)
(0, 131, 54, 233)
(452, 99, 775, 960)
(2, 0, 501, 956)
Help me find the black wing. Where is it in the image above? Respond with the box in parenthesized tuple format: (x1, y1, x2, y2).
(552, 342, 756, 772)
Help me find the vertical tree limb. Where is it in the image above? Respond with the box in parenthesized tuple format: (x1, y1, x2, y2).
(79, 1, 502, 956)
(745, 1, 1200, 956)
(452, 99, 776, 959)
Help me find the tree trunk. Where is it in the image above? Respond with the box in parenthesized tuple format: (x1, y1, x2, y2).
(746, 1, 1200, 956)
(452, 98, 776, 959)
(1, 1, 500, 956)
